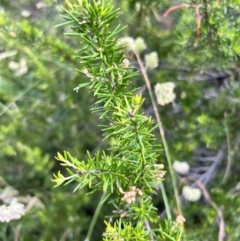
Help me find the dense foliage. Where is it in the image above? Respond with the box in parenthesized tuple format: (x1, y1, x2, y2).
(0, 0, 239, 240)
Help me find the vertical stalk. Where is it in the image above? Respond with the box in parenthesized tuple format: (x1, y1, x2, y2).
(134, 51, 182, 216)
(222, 112, 232, 184)
(84, 192, 108, 241)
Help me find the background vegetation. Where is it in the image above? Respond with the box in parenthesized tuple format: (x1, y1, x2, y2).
(0, 0, 239, 240)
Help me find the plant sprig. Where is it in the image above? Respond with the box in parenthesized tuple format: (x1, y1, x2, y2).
(52, 0, 183, 240)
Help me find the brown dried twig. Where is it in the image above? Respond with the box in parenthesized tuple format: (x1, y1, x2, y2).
(188, 177, 225, 241)
(163, 4, 202, 36)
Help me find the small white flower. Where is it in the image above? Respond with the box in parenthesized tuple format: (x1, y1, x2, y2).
(135, 2, 141, 12)
(134, 37, 147, 54)
(122, 58, 130, 68)
(154, 82, 176, 106)
(175, 215, 186, 225)
(180, 91, 187, 99)
(21, 10, 31, 17)
(117, 36, 147, 54)
(173, 161, 190, 175)
(0, 186, 18, 204)
(0, 198, 25, 223)
(145, 51, 158, 69)
(0, 50, 17, 61)
(117, 37, 135, 50)
(8, 59, 28, 76)
(182, 186, 201, 202)
(8, 61, 19, 70)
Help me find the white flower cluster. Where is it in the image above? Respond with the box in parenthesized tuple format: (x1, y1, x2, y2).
(0, 198, 25, 223)
(173, 160, 190, 175)
(117, 36, 159, 70)
(154, 82, 176, 106)
(144, 51, 158, 70)
(8, 58, 28, 76)
(117, 36, 147, 54)
(134, 37, 147, 54)
(182, 186, 201, 202)
(0, 186, 26, 223)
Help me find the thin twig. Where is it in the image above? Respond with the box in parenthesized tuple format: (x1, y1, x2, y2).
(192, 150, 224, 186)
(188, 177, 225, 241)
(144, 219, 155, 241)
(59, 228, 71, 241)
(14, 224, 21, 241)
(163, 4, 202, 36)
(222, 112, 232, 184)
(134, 51, 182, 217)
